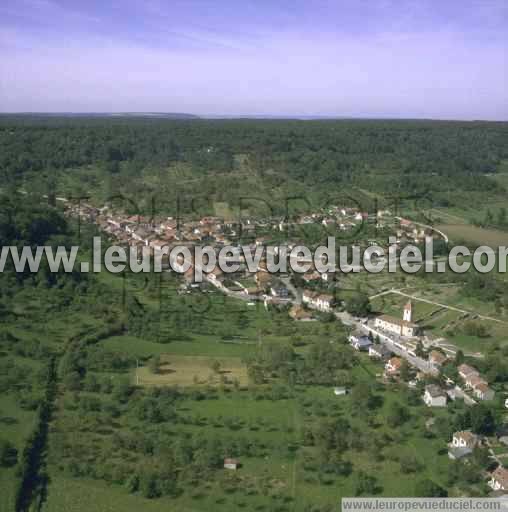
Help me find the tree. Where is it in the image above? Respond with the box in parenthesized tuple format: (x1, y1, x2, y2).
(497, 207, 507, 226)
(345, 293, 371, 317)
(484, 209, 494, 226)
(470, 404, 496, 435)
(125, 473, 140, 493)
(386, 402, 410, 428)
(140, 472, 161, 499)
(354, 471, 378, 495)
(211, 359, 222, 374)
(0, 439, 18, 467)
(415, 340, 425, 358)
(148, 356, 161, 374)
(414, 478, 447, 497)
(399, 360, 410, 382)
(351, 382, 376, 413)
(454, 350, 465, 365)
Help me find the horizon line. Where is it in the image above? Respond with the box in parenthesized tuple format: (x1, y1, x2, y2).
(0, 112, 507, 123)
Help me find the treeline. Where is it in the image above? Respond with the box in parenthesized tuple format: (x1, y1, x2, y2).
(14, 358, 57, 512)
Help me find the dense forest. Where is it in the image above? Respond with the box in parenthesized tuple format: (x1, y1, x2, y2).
(1, 116, 507, 217)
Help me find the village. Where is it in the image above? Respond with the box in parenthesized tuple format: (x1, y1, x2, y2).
(63, 199, 508, 495)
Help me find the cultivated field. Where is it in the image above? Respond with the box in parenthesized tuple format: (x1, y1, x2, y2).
(436, 223, 508, 248)
(136, 354, 249, 387)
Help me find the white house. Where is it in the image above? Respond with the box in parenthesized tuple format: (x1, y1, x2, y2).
(333, 387, 348, 396)
(448, 431, 478, 459)
(489, 466, 508, 492)
(349, 333, 372, 351)
(302, 291, 334, 312)
(423, 384, 447, 407)
(474, 383, 495, 401)
(315, 294, 334, 312)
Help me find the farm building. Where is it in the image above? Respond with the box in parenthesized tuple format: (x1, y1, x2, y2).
(224, 458, 239, 470)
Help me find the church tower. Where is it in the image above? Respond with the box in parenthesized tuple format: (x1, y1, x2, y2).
(403, 301, 412, 322)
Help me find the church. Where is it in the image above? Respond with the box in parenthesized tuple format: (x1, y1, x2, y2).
(374, 301, 420, 337)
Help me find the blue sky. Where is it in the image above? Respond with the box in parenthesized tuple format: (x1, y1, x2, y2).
(0, 0, 506, 119)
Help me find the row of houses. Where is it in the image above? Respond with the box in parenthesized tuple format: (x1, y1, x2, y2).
(458, 364, 495, 401)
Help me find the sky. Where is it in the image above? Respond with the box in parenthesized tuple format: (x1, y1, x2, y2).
(0, 0, 507, 119)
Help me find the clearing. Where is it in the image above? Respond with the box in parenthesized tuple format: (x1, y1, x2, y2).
(136, 354, 249, 387)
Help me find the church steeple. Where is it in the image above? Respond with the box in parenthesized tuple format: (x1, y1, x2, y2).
(403, 301, 412, 322)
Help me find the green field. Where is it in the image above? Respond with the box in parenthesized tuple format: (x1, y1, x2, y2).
(136, 355, 249, 387)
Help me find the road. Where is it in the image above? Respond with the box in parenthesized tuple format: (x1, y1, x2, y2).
(361, 323, 439, 376)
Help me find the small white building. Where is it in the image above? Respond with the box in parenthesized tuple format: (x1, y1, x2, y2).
(333, 387, 348, 396)
(224, 458, 239, 470)
(423, 384, 447, 407)
(448, 431, 478, 459)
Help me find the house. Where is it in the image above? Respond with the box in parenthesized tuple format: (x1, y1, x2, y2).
(429, 350, 447, 367)
(369, 344, 392, 360)
(474, 383, 495, 401)
(333, 387, 348, 396)
(458, 363, 479, 381)
(374, 301, 419, 337)
(349, 333, 372, 351)
(423, 384, 447, 407)
(448, 431, 478, 459)
(385, 357, 402, 376)
(315, 294, 334, 312)
(302, 290, 318, 305)
(489, 466, 508, 492)
(302, 290, 334, 312)
(465, 374, 488, 390)
(224, 458, 239, 470)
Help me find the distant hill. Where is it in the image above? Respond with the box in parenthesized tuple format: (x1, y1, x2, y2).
(0, 112, 200, 119)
